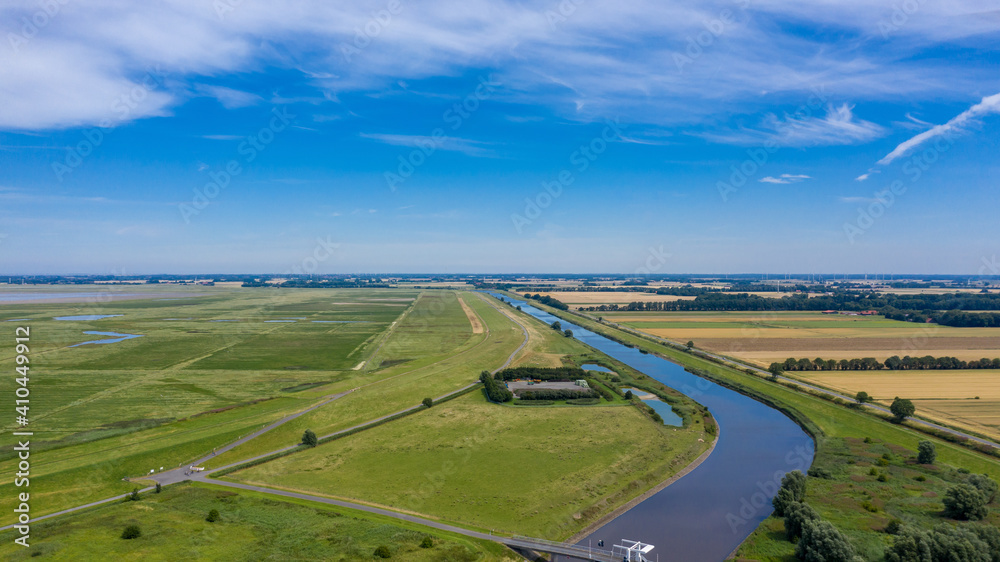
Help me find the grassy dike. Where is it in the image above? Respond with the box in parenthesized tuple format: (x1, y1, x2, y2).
(514, 296, 1000, 561)
(0, 483, 517, 561)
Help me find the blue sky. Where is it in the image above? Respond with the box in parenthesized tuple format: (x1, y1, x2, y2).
(1, 0, 999, 274)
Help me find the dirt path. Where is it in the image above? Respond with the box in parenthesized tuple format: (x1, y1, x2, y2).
(458, 294, 484, 334)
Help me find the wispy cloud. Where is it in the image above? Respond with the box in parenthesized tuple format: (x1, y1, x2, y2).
(360, 133, 496, 157)
(201, 134, 242, 141)
(706, 104, 885, 147)
(195, 85, 262, 109)
(877, 92, 1000, 165)
(759, 174, 812, 184)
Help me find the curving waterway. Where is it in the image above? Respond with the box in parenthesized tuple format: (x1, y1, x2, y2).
(488, 293, 814, 561)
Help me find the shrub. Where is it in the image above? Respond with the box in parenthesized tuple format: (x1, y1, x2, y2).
(887, 525, 996, 562)
(302, 429, 318, 447)
(155, 482, 162, 494)
(121, 524, 141, 540)
(624, 390, 634, 400)
(943, 483, 989, 521)
(884, 519, 902, 535)
(784, 501, 819, 540)
(807, 467, 832, 479)
(479, 371, 513, 403)
(128, 488, 140, 501)
(420, 536, 434, 549)
(374, 545, 392, 558)
(917, 440, 936, 464)
(914, 475, 927, 482)
(795, 520, 855, 562)
(206, 509, 220, 522)
(422, 397, 433, 408)
(877, 473, 889, 483)
(966, 473, 998, 503)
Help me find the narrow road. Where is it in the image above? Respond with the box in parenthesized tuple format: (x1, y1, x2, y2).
(572, 310, 1000, 450)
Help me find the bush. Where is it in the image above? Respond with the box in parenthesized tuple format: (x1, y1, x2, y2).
(795, 520, 855, 562)
(877, 473, 889, 482)
(563, 329, 573, 338)
(624, 390, 634, 400)
(784, 501, 819, 540)
(374, 545, 392, 558)
(966, 473, 998, 503)
(943, 483, 989, 521)
(420, 536, 434, 549)
(422, 397, 433, 408)
(121, 524, 141, 540)
(155, 482, 162, 493)
(807, 467, 832, 479)
(302, 429, 318, 447)
(128, 487, 140, 501)
(917, 440, 936, 464)
(206, 508, 220, 522)
(884, 519, 902, 535)
(887, 525, 997, 562)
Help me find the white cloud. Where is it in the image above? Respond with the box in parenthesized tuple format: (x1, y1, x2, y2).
(201, 134, 242, 141)
(877, 92, 1000, 165)
(360, 133, 496, 157)
(0, 1, 998, 130)
(759, 174, 812, 184)
(194, 85, 262, 109)
(706, 104, 884, 147)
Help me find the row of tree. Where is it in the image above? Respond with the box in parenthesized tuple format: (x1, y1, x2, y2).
(580, 290, 1000, 314)
(479, 371, 513, 402)
(493, 366, 588, 382)
(522, 293, 569, 310)
(772, 355, 1000, 372)
(517, 388, 598, 401)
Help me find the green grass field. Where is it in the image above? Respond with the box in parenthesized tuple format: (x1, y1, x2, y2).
(0, 483, 514, 561)
(0, 286, 714, 557)
(225, 390, 709, 538)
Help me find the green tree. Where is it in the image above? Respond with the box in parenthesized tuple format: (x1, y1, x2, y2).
(121, 524, 141, 540)
(773, 470, 807, 516)
(128, 487, 140, 501)
(916, 440, 936, 464)
(374, 545, 392, 558)
(784, 501, 820, 541)
(563, 329, 573, 337)
(420, 536, 434, 549)
(943, 483, 989, 521)
(795, 520, 855, 562)
(624, 390, 634, 400)
(206, 509, 220, 522)
(551, 321, 562, 331)
(890, 397, 915, 422)
(686, 340, 694, 350)
(855, 391, 870, 404)
(422, 397, 433, 408)
(887, 525, 996, 562)
(155, 482, 162, 494)
(302, 429, 318, 447)
(768, 363, 782, 381)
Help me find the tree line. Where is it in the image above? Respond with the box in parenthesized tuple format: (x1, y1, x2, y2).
(771, 355, 1000, 372)
(494, 366, 587, 381)
(517, 388, 598, 401)
(521, 293, 569, 310)
(479, 371, 513, 402)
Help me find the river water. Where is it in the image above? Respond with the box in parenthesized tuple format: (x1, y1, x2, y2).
(489, 294, 814, 562)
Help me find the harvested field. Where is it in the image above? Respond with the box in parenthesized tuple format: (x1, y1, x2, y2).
(526, 291, 696, 306)
(801, 370, 1000, 440)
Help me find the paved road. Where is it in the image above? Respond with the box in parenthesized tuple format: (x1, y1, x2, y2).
(573, 311, 999, 450)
